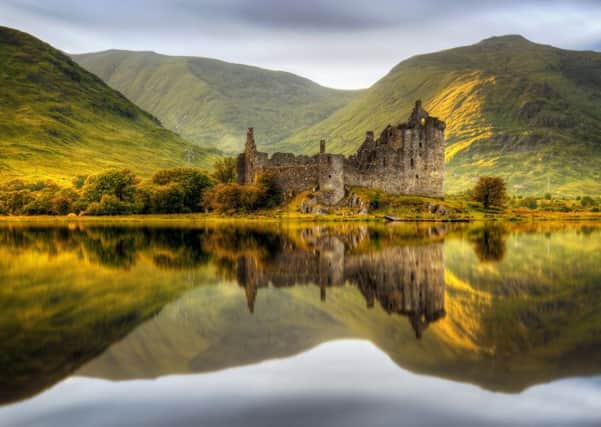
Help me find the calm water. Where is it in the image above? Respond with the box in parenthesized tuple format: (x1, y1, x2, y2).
(1, 222, 601, 427)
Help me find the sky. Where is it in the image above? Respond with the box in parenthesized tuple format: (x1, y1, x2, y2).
(1, 0, 601, 89)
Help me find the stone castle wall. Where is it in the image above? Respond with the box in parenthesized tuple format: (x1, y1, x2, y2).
(237, 101, 445, 204)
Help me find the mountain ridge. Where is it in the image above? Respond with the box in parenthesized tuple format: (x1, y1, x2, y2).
(72, 49, 360, 153)
(278, 35, 601, 195)
(0, 26, 218, 184)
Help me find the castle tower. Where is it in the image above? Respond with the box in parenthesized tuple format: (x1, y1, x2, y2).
(237, 127, 259, 185)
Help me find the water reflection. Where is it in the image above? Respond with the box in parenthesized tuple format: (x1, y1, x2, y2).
(1, 222, 601, 415)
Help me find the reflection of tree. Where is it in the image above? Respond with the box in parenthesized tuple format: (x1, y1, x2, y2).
(0, 227, 211, 270)
(470, 225, 507, 263)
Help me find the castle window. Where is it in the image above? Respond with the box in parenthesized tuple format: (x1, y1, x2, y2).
(410, 158, 414, 168)
(416, 174, 419, 179)
(328, 174, 332, 179)
(420, 117, 426, 127)
(419, 142, 423, 149)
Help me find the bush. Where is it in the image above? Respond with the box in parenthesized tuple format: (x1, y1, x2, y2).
(211, 157, 237, 184)
(84, 194, 135, 215)
(521, 196, 538, 210)
(472, 176, 507, 209)
(51, 194, 73, 215)
(254, 171, 282, 208)
(150, 184, 186, 213)
(152, 168, 211, 212)
(83, 169, 138, 203)
(202, 183, 266, 213)
(581, 196, 596, 207)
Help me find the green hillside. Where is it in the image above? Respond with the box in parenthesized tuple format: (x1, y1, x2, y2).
(279, 36, 601, 196)
(72, 50, 358, 153)
(0, 27, 218, 185)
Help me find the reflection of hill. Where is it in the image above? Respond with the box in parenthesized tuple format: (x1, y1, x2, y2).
(0, 226, 218, 405)
(78, 225, 601, 393)
(2, 222, 601, 404)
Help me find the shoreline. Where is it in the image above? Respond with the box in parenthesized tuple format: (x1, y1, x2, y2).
(1, 211, 601, 224)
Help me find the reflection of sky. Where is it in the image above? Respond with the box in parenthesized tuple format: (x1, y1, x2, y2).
(2, 340, 600, 427)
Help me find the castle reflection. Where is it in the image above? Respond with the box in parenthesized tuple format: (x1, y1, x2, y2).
(225, 226, 446, 338)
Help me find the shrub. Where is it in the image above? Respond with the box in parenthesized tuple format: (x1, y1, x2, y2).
(254, 171, 282, 208)
(83, 169, 138, 203)
(202, 183, 265, 213)
(152, 168, 211, 212)
(581, 196, 596, 207)
(472, 176, 507, 209)
(521, 196, 538, 210)
(84, 194, 135, 215)
(51, 194, 73, 215)
(211, 157, 237, 184)
(150, 184, 185, 213)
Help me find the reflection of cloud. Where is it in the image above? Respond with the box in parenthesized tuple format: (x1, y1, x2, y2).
(3, 340, 601, 427)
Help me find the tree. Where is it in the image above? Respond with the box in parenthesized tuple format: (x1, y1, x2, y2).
(83, 169, 138, 203)
(152, 168, 211, 212)
(472, 176, 507, 209)
(211, 157, 237, 184)
(150, 184, 185, 213)
(255, 171, 282, 208)
(85, 194, 134, 215)
(72, 175, 87, 189)
(581, 196, 596, 207)
(521, 196, 538, 210)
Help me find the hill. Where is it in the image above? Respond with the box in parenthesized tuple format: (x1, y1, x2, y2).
(279, 36, 601, 196)
(0, 27, 218, 185)
(72, 50, 358, 153)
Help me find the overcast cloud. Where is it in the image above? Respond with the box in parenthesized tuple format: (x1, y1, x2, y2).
(1, 0, 600, 88)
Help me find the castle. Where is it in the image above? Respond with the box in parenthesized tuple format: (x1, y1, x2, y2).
(237, 100, 446, 204)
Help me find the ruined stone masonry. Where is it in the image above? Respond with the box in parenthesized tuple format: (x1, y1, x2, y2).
(237, 100, 446, 204)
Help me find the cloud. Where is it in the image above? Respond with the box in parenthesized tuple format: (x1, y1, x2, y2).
(1, 0, 601, 88)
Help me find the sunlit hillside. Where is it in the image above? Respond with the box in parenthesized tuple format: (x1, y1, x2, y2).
(0, 27, 219, 185)
(279, 36, 601, 196)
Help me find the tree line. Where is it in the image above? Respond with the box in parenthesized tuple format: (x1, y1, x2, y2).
(0, 157, 281, 216)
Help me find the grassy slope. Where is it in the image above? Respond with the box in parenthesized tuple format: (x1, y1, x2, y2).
(280, 36, 601, 196)
(72, 50, 358, 153)
(0, 27, 219, 185)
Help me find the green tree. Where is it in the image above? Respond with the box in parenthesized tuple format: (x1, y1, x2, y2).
(522, 196, 538, 210)
(150, 184, 185, 213)
(581, 196, 596, 207)
(211, 157, 238, 184)
(472, 176, 507, 209)
(152, 168, 211, 212)
(255, 171, 282, 209)
(83, 169, 138, 203)
(72, 175, 87, 189)
(85, 194, 134, 215)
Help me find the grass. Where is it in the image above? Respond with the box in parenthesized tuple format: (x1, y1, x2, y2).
(72, 50, 359, 154)
(277, 35, 601, 197)
(0, 26, 220, 186)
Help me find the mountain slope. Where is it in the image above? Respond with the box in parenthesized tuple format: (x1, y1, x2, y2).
(280, 36, 601, 196)
(0, 27, 218, 185)
(72, 50, 358, 153)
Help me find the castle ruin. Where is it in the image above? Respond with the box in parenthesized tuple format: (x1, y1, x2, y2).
(237, 100, 446, 204)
